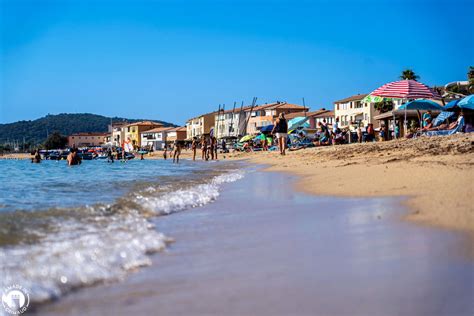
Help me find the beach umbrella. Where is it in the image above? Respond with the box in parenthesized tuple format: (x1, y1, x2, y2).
(445, 95, 474, 111)
(443, 99, 461, 110)
(370, 79, 440, 99)
(288, 117, 310, 131)
(398, 100, 443, 111)
(369, 79, 440, 136)
(361, 94, 393, 103)
(259, 125, 274, 133)
(239, 135, 254, 142)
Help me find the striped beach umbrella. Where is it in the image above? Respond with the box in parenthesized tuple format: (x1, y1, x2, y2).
(370, 79, 440, 99)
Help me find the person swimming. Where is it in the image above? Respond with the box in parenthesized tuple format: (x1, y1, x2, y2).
(31, 149, 41, 163)
(67, 148, 82, 166)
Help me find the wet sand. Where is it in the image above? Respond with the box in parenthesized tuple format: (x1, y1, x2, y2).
(36, 169, 474, 316)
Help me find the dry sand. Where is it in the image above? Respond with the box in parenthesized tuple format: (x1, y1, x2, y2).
(225, 134, 474, 235)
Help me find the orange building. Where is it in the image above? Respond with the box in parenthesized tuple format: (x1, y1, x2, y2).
(246, 102, 308, 134)
(68, 132, 109, 148)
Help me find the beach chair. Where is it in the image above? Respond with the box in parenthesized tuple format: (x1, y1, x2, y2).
(424, 121, 464, 137)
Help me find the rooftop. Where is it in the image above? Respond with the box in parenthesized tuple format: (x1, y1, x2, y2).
(142, 126, 175, 134)
(285, 109, 331, 119)
(69, 132, 109, 137)
(125, 120, 164, 127)
(333, 94, 368, 104)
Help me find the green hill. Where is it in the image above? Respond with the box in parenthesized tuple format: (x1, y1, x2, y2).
(0, 113, 177, 146)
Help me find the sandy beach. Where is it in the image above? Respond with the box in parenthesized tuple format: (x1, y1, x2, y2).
(222, 134, 474, 236)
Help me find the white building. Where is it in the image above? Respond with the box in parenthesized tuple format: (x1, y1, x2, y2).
(214, 106, 251, 139)
(334, 94, 374, 128)
(140, 127, 174, 150)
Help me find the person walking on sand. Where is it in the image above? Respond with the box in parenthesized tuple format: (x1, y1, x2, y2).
(172, 140, 182, 163)
(271, 113, 288, 155)
(201, 136, 208, 160)
(191, 137, 197, 161)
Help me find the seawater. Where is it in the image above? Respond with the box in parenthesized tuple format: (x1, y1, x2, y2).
(0, 159, 244, 306)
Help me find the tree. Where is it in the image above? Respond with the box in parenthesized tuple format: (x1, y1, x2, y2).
(44, 132, 68, 149)
(400, 69, 420, 81)
(468, 66, 474, 94)
(374, 100, 394, 113)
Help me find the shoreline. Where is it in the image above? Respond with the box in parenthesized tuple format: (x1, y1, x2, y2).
(3, 134, 472, 235)
(224, 134, 474, 236)
(37, 168, 474, 315)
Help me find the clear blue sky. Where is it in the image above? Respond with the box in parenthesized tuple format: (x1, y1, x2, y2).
(1, 0, 473, 125)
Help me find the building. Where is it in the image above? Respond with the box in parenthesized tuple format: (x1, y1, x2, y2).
(166, 127, 187, 143)
(214, 106, 252, 139)
(124, 121, 164, 148)
(285, 109, 334, 129)
(185, 112, 216, 139)
(246, 102, 308, 134)
(140, 127, 175, 150)
(333, 94, 375, 128)
(67, 132, 108, 148)
(110, 122, 129, 147)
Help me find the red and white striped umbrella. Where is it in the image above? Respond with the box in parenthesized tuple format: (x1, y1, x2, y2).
(370, 79, 440, 99)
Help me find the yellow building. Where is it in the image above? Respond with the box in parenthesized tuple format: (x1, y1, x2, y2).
(185, 112, 216, 139)
(124, 121, 163, 148)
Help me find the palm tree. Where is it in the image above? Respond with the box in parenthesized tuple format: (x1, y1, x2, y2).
(400, 69, 420, 81)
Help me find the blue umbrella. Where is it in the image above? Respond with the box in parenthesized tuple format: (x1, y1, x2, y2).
(456, 95, 474, 110)
(259, 125, 274, 133)
(444, 96, 474, 111)
(288, 117, 310, 130)
(432, 111, 456, 127)
(443, 99, 461, 110)
(398, 99, 443, 111)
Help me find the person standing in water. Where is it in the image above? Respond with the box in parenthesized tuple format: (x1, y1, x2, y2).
(191, 137, 197, 161)
(172, 140, 182, 163)
(271, 113, 288, 155)
(67, 148, 82, 166)
(201, 136, 207, 161)
(210, 136, 217, 160)
(163, 146, 168, 160)
(31, 149, 41, 163)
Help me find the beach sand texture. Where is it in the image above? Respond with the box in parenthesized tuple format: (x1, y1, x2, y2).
(226, 134, 474, 235)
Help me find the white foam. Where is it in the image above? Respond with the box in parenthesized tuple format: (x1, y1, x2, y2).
(140, 170, 244, 214)
(0, 170, 245, 310)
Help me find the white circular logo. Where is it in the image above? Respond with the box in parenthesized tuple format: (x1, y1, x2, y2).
(2, 285, 29, 315)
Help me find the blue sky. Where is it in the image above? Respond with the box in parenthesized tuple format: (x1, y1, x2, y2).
(1, 0, 473, 125)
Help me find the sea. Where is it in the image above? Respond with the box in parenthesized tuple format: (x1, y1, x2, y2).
(0, 158, 244, 306)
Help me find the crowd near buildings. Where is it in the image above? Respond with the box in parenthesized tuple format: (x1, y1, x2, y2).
(65, 75, 472, 150)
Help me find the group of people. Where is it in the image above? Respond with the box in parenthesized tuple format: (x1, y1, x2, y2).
(30, 148, 82, 165)
(421, 110, 465, 132)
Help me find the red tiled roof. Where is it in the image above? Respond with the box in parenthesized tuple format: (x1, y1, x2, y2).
(69, 132, 109, 137)
(142, 126, 174, 134)
(333, 94, 368, 104)
(126, 121, 163, 127)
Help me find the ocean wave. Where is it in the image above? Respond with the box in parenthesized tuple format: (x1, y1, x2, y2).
(0, 169, 244, 310)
